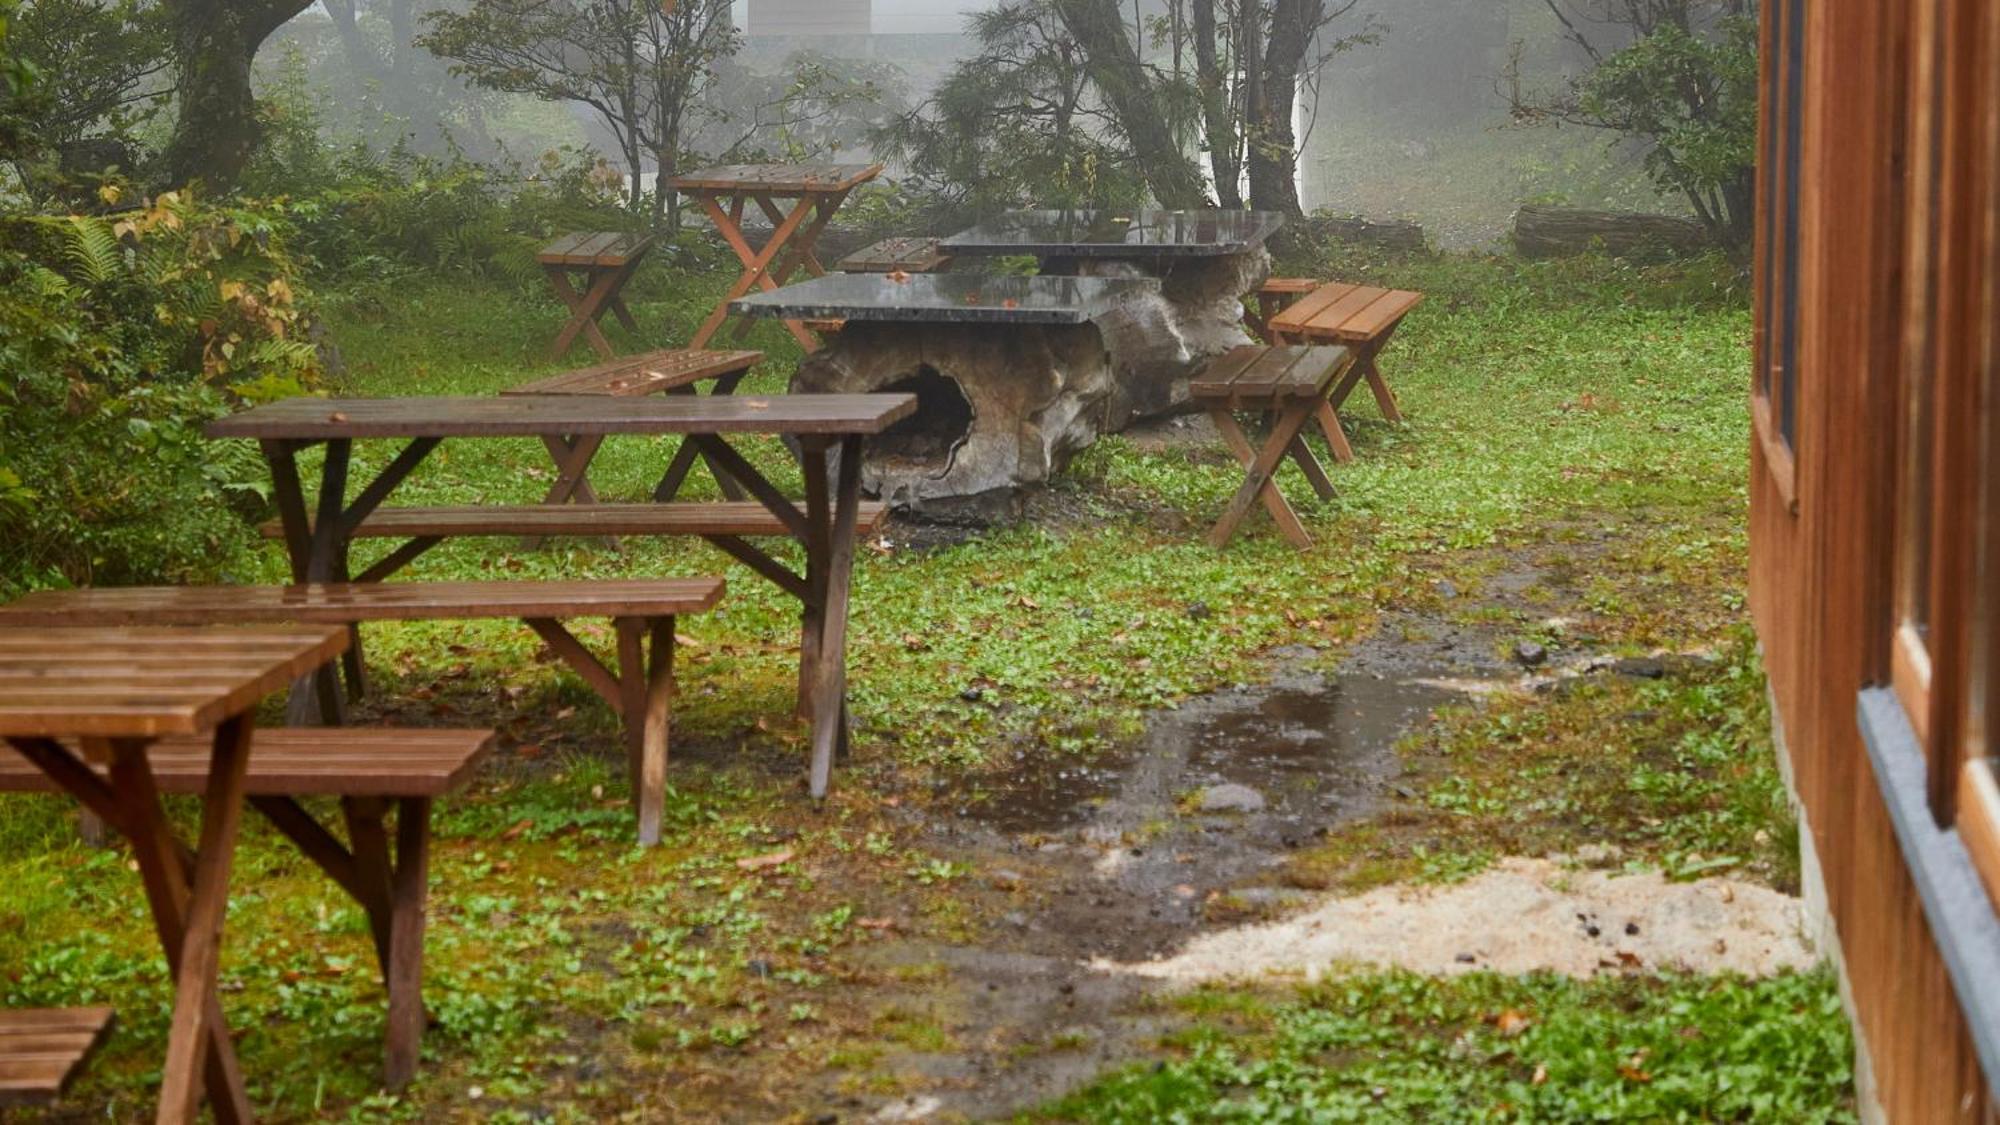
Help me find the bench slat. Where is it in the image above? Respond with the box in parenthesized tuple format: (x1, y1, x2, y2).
(258, 502, 889, 542)
(1192, 346, 1354, 405)
(0, 729, 494, 797)
(0, 578, 725, 628)
(0, 1007, 113, 1107)
(504, 349, 761, 398)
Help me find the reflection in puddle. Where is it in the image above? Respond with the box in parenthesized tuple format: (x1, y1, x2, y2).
(969, 665, 1459, 835)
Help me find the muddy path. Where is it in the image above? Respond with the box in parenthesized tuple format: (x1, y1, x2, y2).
(760, 512, 1792, 1123)
(781, 554, 1540, 1121)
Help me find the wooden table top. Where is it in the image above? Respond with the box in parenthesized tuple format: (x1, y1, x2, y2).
(537, 231, 656, 268)
(205, 394, 918, 440)
(1267, 283, 1423, 342)
(669, 163, 882, 194)
(0, 626, 348, 738)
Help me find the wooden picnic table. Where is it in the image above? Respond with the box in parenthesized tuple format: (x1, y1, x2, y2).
(206, 393, 916, 797)
(670, 163, 882, 350)
(537, 231, 658, 361)
(0, 625, 350, 1124)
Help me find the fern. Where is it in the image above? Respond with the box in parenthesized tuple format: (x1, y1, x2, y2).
(56, 216, 123, 287)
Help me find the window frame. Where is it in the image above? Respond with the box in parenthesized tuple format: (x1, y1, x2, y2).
(1751, 0, 1805, 511)
(1889, 0, 1988, 823)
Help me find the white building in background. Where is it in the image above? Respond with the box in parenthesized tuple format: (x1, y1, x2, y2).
(746, 0, 870, 36)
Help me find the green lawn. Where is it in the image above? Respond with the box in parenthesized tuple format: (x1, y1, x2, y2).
(0, 247, 1856, 1121)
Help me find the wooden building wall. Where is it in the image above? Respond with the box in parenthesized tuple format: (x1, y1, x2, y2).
(1750, 0, 1998, 1118)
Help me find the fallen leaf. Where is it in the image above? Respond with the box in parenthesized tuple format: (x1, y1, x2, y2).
(1496, 1009, 1533, 1038)
(515, 743, 543, 759)
(736, 849, 794, 873)
(856, 916, 897, 931)
(1615, 950, 1644, 968)
(501, 818, 534, 841)
(1531, 1064, 1548, 1085)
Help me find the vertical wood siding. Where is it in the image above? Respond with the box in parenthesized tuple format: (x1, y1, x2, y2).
(1751, 0, 1996, 1118)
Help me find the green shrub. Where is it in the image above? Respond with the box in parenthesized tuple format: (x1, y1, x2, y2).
(0, 188, 320, 595)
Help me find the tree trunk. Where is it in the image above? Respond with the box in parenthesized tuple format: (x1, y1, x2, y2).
(1247, 0, 1318, 218)
(322, 0, 383, 92)
(1192, 0, 1241, 208)
(1054, 0, 1211, 210)
(159, 0, 311, 192)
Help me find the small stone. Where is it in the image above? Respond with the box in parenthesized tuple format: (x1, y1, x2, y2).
(1434, 579, 1459, 599)
(1586, 924, 1602, 938)
(959, 687, 985, 703)
(1197, 783, 1267, 813)
(1513, 641, 1549, 668)
(1611, 656, 1667, 679)
(748, 958, 772, 978)
(1454, 952, 1476, 964)
(990, 869, 1026, 891)
(1003, 911, 1029, 928)
(1186, 601, 1213, 620)
(1625, 921, 1641, 936)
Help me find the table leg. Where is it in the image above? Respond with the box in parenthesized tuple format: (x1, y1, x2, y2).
(546, 266, 620, 361)
(797, 438, 832, 723)
(113, 721, 257, 1125)
(530, 434, 612, 550)
(285, 439, 351, 727)
(1315, 401, 1357, 463)
(654, 370, 749, 502)
(384, 796, 430, 1087)
(689, 191, 820, 351)
(1208, 405, 1317, 549)
(807, 435, 864, 797)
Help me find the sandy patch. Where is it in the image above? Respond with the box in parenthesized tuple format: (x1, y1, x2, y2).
(1094, 857, 1815, 981)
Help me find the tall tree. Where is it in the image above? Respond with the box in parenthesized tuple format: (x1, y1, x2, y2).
(1190, 0, 1240, 207)
(420, 0, 736, 222)
(1053, 0, 1210, 209)
(158, 0, 313, 190)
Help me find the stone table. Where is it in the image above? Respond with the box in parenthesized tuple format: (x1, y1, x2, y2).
(732, 272, 1158, 521)
(940, 209, 1285, 425)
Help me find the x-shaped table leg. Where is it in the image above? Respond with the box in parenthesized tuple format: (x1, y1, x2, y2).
(525, 434, 613, 550)
(689, 191, 826, 351)
(545, 260, 642, 361)
(1207, 402, 1329, 549)
(8, 724, 259, 1124)
(653, 370, 752, 502)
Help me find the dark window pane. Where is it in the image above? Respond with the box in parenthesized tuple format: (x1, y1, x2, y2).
(1778, 0, 1806, 447)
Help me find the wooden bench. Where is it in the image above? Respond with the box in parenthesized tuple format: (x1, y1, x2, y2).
(1245, 276, 1322, 343)
(1190, 344, 1355, 549)
(837, 237, 955, 274)
(1265, 282, 1424, 458)
(0, 1007, 114, 1107)
(257, 502, 888, 593)
(538, 231, 658, 361)
(0, 579, 723, 846)
(503, 348, 766, 521)
(0, 729, 493, 1089)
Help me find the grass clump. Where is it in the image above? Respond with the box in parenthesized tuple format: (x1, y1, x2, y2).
(1036, 968, 1855, 1123)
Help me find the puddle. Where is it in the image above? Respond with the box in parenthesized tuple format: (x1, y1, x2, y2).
(966, 648, 1456, 840)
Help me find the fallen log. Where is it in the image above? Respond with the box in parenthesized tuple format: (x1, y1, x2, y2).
(1512, 205, 1712, 260)
(1301, 214, 1428, 253)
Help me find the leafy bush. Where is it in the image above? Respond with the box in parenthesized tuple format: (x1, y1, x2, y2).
(0, 188, 321, 595)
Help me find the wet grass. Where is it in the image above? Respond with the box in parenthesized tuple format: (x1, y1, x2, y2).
(1035, 967, 1856, 1122)
(0, 246, 1843, 1121)
(1283, 628, 1798, 897)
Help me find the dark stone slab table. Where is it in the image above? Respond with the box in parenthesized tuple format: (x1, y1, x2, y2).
(733, 273, 1159, 520)
(941, 209, 1286, 425)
